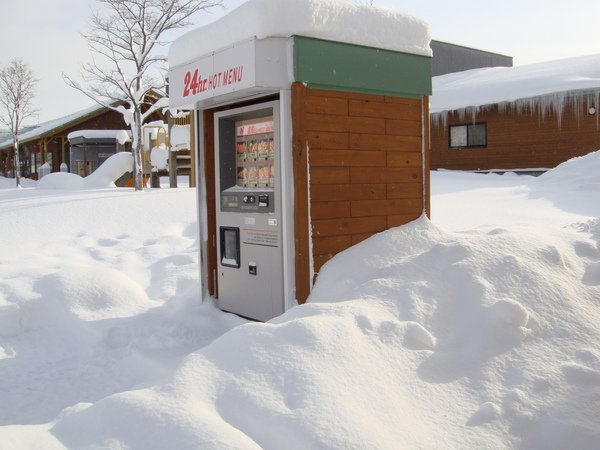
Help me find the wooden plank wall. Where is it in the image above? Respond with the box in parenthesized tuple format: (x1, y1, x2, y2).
(431, 102, 600, 170)
(203, 109, 217, 298)
(292, 83, 428, 303)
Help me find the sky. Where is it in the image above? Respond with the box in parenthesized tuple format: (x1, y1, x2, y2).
(1, 0, 598, 125)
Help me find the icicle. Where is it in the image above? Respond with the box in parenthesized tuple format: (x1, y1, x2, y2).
(433, 88, 600, 131)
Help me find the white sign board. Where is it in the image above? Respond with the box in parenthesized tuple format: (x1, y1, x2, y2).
(169, 39, 257, 108)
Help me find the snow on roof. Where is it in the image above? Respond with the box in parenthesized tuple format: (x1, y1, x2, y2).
(0, 103, 108, 149)
(0, 130, 11, 141)
(431, 54, 600, 114)
(67, 130, 131, 145)
(169, 0, 431, 68)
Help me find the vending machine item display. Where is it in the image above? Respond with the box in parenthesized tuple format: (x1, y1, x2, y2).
(235, 117, 275, 189)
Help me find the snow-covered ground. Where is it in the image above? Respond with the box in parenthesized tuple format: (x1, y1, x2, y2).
(1, 151, 599, 449)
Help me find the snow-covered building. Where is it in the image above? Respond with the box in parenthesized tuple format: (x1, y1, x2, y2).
(0, 95, 166, 179)
(430, 54, 600, 172)
(0, 104, 130, 179)
(67, 130, 131, 177)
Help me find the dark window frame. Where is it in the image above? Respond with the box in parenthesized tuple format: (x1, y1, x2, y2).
(448, 122, 487, 149)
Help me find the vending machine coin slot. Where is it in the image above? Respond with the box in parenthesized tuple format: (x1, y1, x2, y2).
(249, 262, 257, 276)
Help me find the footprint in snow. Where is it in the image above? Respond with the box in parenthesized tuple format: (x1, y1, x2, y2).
(403, 322, 436, 350)
(562, 363, 600, 386)
(372, 320, 436, 350)
(488, 299, 530, 327)
(582, 261, 600, 286)
(537, 245, 567, 268)
(467, 402, 502, 426)
(97, 237, 119, 247)
(573, 240, 599, 259)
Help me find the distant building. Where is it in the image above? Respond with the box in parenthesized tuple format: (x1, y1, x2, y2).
(430, 54, 600, 171)
(67, 130, 131, 177)
(0, 95, 165, 179)
(430, 40, 513, 76)
(0, 104, 130, 179)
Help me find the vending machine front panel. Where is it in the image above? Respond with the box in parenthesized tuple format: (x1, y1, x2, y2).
(214, 100, 284, 321)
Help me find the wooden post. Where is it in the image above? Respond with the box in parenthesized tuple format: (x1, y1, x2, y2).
(291, 82, 311, 304)
(169, 150, 178, 188)
(203, 109, 217, 297)
(61, 137, 68, 170)
(189, 111, 196, 188)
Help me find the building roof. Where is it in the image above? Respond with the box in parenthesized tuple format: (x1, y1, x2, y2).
(67, 130, 132, 145)
(431, 54, 600, 115)
(0, 103, 108, 150)
(430, 40, 513, 77)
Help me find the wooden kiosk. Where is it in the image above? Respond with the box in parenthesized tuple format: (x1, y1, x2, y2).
(168, 1, 432, 320)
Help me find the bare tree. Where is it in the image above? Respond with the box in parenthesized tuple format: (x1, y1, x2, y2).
(65, 0, 222, 190)
(0, 60, 37, 188)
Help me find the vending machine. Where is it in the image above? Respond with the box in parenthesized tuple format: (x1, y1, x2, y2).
(214, 100, 284, 321)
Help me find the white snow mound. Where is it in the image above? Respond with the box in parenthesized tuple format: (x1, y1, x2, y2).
(535, 149, 600, 191)
(37, 172, 85, 190)
(37, 264, 157, 322)
(84, 152, 133, 188)
(35, 152, 133, 190)
(48, 216, 600, 449)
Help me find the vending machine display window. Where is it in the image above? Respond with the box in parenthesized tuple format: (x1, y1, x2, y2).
(235, 116, 275, 189)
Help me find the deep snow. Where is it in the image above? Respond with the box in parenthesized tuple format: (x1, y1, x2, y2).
(0, 151, 599, 449)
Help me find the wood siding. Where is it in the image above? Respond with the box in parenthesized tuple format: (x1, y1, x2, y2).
(292, 83, 428, 303)
(203, 109, 217, 298)
(202, 88, 428, 305)
(431, 101, 600, 170)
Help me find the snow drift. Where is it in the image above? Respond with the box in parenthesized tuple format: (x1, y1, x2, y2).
(0, 151, 599, 448)
(46, 213, 600, 449)
(36, 152, 133, 190)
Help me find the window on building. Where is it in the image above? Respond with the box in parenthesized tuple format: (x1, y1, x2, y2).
(449, 123, 487, 148)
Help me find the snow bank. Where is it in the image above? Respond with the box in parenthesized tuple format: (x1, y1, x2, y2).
(84, 152, 133, 188)
(0, 187, 245, 429)
(535, 149, 600, 191)
(46, 215, 600, 448)
(1, 141, 600, 447)
(169, 0, 431, 68)
(0, 176, 36, 188)
(37, 172, 85, 190)
(36, 152, 133, 190)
